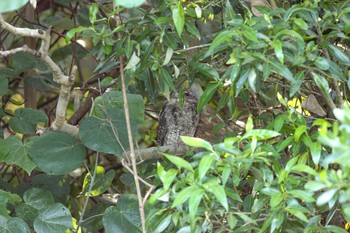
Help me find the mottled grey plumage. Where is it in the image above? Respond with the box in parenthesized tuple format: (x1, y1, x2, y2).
(157, 92, 199, 146)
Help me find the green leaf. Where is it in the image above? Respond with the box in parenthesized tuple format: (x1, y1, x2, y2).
(242, 129, 280, 140)
(9, 108, 48, 134)
(242, 27, 258, 42)
(294, 125, 308, 143)
(248, 69, 257, 92)
(290, 72, 304, 97)
(114, 0, 144, 8)
(80, 107, 137, 156)
(191, 62, 219, 79)
(158, 66, 175, 91)
(310, 142, 321, 165)
(28, 132, 85, 175)
(273, 114, 286, 132)
(235, 69, 250, 97)
(208, 185, 228, 210)
(4, 136, 36, 175)
(89, 3, 99, 24)
(288, 190, 315, 202)
(181, 136, 213, 151)
(327, 44, 350, 65)
(172, 2, 185, 37)
(207, 31, 234, 53)
(103, 195, 141, 232)
(270, 193, 284, 208)
(23, 188, 55, 210)
(314, 57, 330, 70)
(33, 203, 73, 233)
(125, 52, 141, 70)
(81, 166, 115, 196)
(0, 138, 9, 160)
(0, 217, 30, 233)
(272, 40, 284, 64)
(268, 59, 294, 82)
(171, 186, 195, 208)
(328, 59, 345, 80)
(312, 72, 331, 99)
(292, 165, 317, 176)
(93, 91, 145, 124)
(0, 77, 8, 96)
(162, 47, 173, 66)
(293, 18, 308, 30)
(0, 0, 28, 13)
(197, 83, 220, 112)
(286, 207, 308, 222)
(163, 154, 193, 172)
(189, 188, 204, 220)
(65, 26, 88, 43)
(198, 154, 215, 181)
(162, 169, 178, 190)
(316, 189, 337, 206)
(230, 62, 241, 82)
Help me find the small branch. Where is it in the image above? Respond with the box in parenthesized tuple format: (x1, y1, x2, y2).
(122, 145, 189, 162)
(118, 45, 146, 233)
(0, 13, 78, 137)
(177, 43, 211, 53)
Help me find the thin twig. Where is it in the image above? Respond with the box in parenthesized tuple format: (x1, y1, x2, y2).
(76, 152, 99, 233)
(117, 35, 147, 233)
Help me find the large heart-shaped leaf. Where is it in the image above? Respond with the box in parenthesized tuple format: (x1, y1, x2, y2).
(0, 216, 30, 233)
(9, 108, 48, 134)
(80, 107, 137, 156)
(93, 91, 144, 124)
(33, 203, 73, 233)
(28, 132, 85, 175)
(103, 195, 141, 233)
(3, 136, 36, 175)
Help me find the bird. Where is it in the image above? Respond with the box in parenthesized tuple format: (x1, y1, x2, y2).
(157, 90, 200, 146)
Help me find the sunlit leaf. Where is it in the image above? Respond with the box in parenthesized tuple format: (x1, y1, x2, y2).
(172, 2, 185, 37)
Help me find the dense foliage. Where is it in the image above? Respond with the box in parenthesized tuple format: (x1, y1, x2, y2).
(1, 0, 350, 232)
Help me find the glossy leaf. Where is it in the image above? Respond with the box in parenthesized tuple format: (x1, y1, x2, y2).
(171, 186, 195, 207)
(197, 83, 220, 112)
(208, 185, 228, 210)
(172, 2, 185, 37)
(327, 44, 350, 65)
(191, 62, 219, 79)
(310, 142, 321, 165)
(316, 189, 338, 206)
(189, 188, 204, 220)
(198, 154, 215, 181)
(207, 30, 234, 53)
(314, 57, 329, 70)
(65, 26, 88, 43)
(272, 40, 284, 63)
(242, 129, 280, 140)
(163, 154, 193, 172)
(181, 136, 213, 151)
